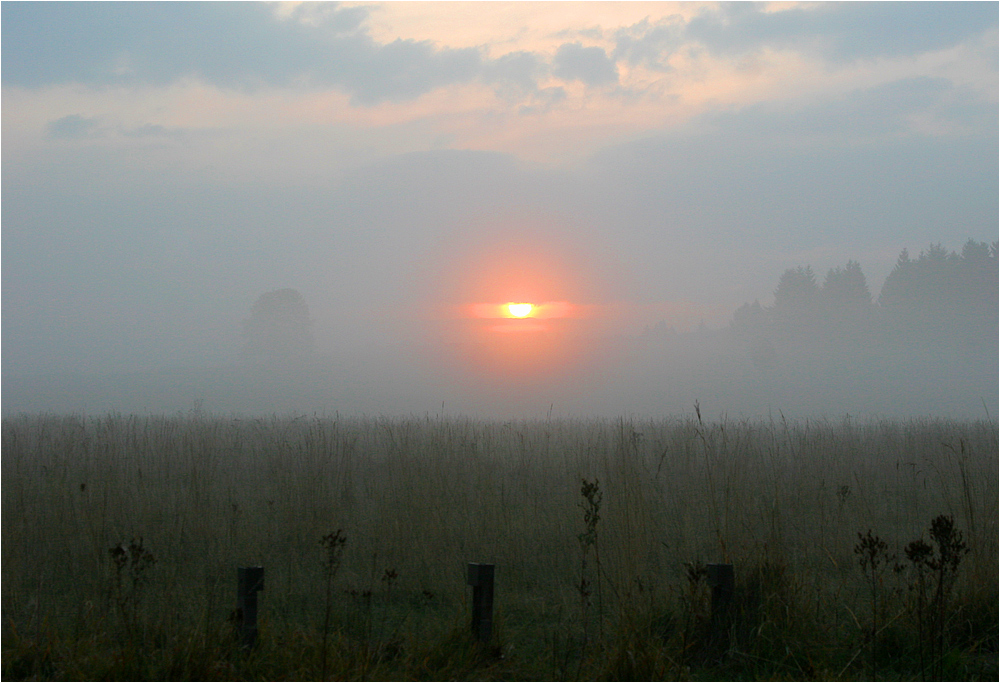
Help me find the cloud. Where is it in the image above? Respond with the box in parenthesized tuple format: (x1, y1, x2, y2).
(685, 2, 998, 62)
(44, 114, 201, 143)
(612, 17, 685, 71)
(1, 3, 482, 104)
(120, 123, 185, 139)
(46, 114, 101, 140)
(7, 2, 993, 125)
(552, 42, 619, 86)
(481, 51, 548, 100)
(277, 1, 369, 34)
(3, 3, 620, 108)
(340, 39, 482, 105)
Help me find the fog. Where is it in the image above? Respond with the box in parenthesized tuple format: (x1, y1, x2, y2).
(3, 2, 997, 419)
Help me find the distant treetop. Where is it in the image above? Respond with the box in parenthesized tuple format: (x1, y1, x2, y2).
(242, 288, 315, 360)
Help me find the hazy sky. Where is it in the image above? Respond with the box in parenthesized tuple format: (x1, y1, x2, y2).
(3, 2, 997, 417)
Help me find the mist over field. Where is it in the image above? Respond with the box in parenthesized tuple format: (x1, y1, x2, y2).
(3, 2, 997, 419)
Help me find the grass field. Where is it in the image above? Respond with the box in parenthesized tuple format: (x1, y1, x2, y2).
(2, 412, 997, 680)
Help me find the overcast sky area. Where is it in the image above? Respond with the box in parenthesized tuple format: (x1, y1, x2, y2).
(3, 1, 997, 419)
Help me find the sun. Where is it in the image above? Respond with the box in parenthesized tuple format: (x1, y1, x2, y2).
(507, 302, 533, 318)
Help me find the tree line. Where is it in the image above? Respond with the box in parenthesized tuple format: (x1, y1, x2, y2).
(730, 240, 998, 368)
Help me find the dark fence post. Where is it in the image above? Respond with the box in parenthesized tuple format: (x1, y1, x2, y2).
(706, 563, 734, 646)
(237, 566, 264, 651)
(466, 563, 495, 644)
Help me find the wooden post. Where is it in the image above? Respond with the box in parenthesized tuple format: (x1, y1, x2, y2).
(706, 563, 734, 645)
(466, 563, 495, 644)
(237, 566, 264, 651)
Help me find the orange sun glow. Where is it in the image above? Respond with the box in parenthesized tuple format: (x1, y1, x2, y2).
(419, 218, 620, 383)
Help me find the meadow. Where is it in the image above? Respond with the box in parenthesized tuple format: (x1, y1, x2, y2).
(2, 411, 996, 680)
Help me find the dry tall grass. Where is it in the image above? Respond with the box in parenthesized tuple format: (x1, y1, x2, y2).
(2, 412, 996, 679)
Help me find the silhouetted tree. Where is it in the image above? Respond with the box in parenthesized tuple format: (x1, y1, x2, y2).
(881, 242, 995, 309)
(820, 260, 874, 331)
(243, 288, 315, 360)
(878, 247, 914, 310)
(822, 260, 872, 308)
(772, 266, 819, 333)
(878, 241, 998, 343)
(774, 266, 818, 308)
(731, 299, 768, 337)
(959, 239, 1000, 313)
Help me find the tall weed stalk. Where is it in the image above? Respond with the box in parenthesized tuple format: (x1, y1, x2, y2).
(320, 529, 347, 680)
(576, 478, 602, 676)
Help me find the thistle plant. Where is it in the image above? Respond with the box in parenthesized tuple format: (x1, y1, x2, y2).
(108, 537, 156, 640)
(854, 529, 898, 678)
(680, 561, 709, 662)
(904, 515, 969, 680)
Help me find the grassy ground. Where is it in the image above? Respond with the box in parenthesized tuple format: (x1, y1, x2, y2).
(2, 413, 997, 680)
